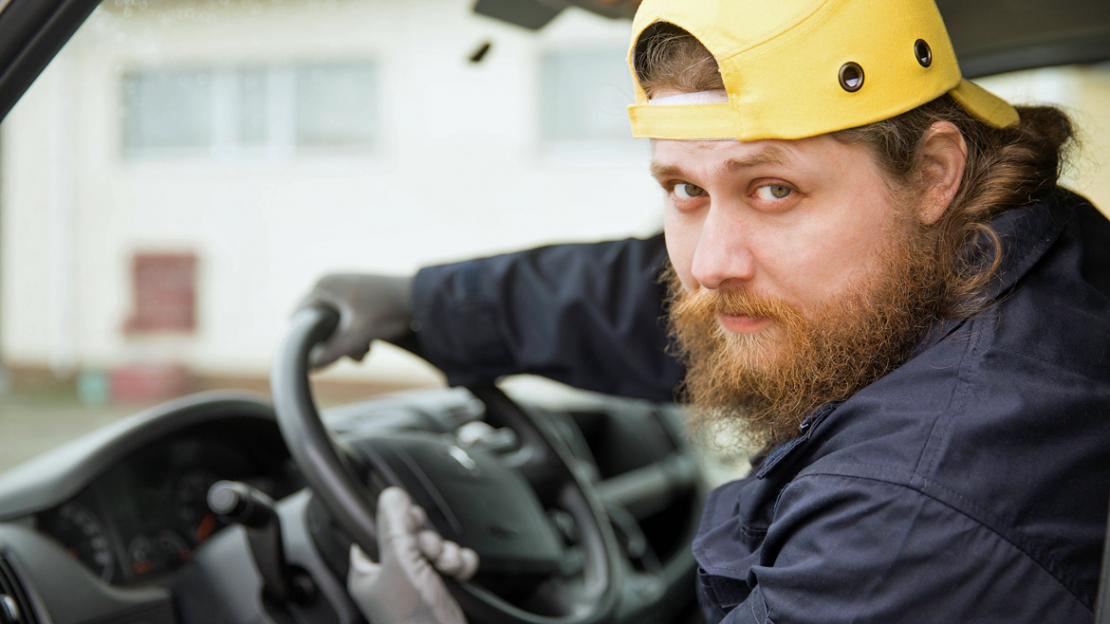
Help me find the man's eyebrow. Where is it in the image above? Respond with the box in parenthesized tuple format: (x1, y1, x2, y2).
(723, 145, 792, 171)
(650, 145, 794, 182)
(650, 162, 684, 181)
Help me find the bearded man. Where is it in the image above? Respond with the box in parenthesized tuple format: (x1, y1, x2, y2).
(301, 0, 1110, 621)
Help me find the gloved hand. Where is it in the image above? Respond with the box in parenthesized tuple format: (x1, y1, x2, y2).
(296, 273, 413, 369)
(347, 487, 479, 624)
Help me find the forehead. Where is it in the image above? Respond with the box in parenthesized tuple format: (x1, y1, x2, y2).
(649, 135, 859, 178)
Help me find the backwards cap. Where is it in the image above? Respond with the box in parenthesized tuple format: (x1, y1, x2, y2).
(626, 0, 1019, 141)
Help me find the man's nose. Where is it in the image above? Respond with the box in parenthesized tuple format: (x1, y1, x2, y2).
(690, 205, 756, 289)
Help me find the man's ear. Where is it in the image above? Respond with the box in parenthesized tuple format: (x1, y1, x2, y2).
(915, 121, 968, 225)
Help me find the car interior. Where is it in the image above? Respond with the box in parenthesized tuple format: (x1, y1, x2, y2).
(0, 1, 1108, 624)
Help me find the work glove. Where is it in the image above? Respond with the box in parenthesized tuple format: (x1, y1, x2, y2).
(296, 273, 413, 369)
(347, 487, 479, 624)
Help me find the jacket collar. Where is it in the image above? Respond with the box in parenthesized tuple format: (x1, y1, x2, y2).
(907, 188, 1077, 357)
(982, 188, 1076, 300)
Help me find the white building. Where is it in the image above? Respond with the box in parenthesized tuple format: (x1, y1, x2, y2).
(1, 0, 665, 396)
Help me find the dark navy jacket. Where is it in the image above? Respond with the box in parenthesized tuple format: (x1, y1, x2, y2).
(410, 189, 1110, 623)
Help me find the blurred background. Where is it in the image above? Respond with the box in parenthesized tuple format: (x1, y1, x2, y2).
(0, 0, 1108, 471)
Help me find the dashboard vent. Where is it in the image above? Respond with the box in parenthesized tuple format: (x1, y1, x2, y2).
(0, 552, 39, 624)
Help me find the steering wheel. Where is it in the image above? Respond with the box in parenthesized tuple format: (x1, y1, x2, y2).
(271, 306, 623, 624)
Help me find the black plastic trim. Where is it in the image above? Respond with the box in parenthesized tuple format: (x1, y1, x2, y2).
(0, 549, 41, 624)
(0, 0, 99, 123)
(1095, 491, 1110, 624)
(962, 41, 1110, 79)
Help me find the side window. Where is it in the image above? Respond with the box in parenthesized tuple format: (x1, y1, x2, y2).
(539, 48, 634, 144)
(121, 61, 379, 159)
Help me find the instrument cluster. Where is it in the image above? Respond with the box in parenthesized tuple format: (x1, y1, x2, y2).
(36, 419, 299, 585)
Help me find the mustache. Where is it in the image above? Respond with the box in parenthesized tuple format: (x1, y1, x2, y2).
(671, 285, 800, 323)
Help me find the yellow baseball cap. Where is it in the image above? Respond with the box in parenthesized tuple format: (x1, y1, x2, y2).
(626, 0, 1020, 141)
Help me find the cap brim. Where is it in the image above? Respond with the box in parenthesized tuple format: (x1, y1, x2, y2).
(949, 79, 1020, 128)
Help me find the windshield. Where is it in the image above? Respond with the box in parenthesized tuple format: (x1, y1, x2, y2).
(1, 0, 1108, 472)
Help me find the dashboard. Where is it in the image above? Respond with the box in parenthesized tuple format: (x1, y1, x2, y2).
(35, 418, 300, 585)
(0, 389, 708, 624)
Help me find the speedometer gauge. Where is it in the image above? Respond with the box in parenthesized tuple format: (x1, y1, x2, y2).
(128, 530, 191, 578)
(43, 502, 116, 582)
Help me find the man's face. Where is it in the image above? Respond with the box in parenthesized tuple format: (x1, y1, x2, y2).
(656, 135, 905, 319)
(654, 134, 943, 450)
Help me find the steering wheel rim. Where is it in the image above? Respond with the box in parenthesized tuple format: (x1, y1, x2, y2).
(271, 305, 623, 624)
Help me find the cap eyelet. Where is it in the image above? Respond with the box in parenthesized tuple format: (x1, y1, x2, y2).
(914, 39, 933, 67)
(838, 62, 864, 93)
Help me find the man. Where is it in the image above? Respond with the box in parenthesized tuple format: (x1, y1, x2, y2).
(304, 0, 1110, 621)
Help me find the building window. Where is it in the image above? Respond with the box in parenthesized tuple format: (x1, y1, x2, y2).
(294, 63, 379, 148)
(539, 48, 634, 143)
(234, 68, 271, 147)
(120, 61, 379, 159)
(124, 252, 198, 334)
(122, 69, 213, 155)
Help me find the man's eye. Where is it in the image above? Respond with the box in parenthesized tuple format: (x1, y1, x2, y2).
(673, 183, 707, 200)
(754, 184, 793, 201)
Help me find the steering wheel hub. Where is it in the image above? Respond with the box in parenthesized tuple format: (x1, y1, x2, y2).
(345, 431, 566, 576)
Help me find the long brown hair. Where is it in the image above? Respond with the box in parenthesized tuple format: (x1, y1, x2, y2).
(634, 23, 1076, 317)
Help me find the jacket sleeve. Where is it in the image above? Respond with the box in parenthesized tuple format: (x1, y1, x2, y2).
(409, 235, 683, 402)
(710, 473, 1090, 623)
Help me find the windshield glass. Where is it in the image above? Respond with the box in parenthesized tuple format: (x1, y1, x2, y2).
(1, 0, 1108, 472)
